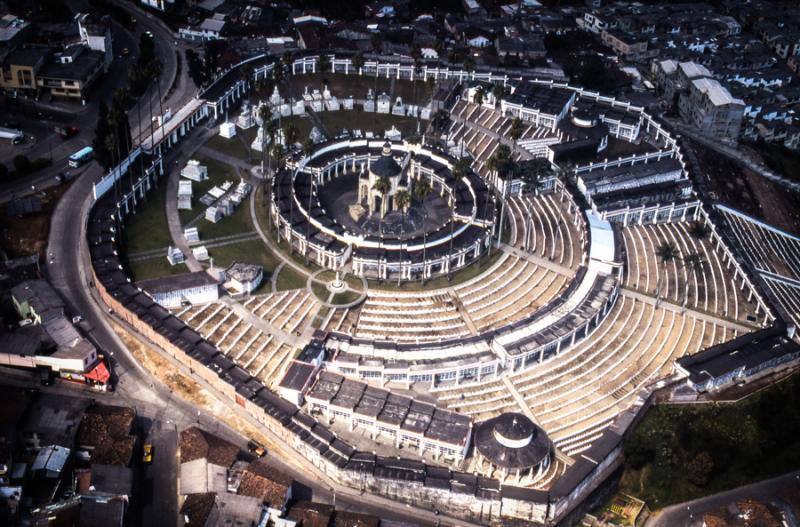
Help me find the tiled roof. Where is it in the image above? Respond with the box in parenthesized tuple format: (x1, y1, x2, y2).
(180, 427, 239, 467)
(236, 460, 293, 508)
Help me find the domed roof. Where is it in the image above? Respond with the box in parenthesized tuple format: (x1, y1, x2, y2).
(475, 412, 551, 470)
(370, 141, 402, 178)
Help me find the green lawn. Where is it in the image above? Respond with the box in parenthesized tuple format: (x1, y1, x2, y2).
(311, 282, 330, 302)
(205, 133, 251, 162)
(203, 239, 280, 296)
(320, 111, 423, 139)
(196, 198, 254, 239)
(276, 266, 307, 291)
(331, 290, 361, 305)
(126, 257, 187, 282)
(619, 373, 800, 508)
(123, 176, 172, 254)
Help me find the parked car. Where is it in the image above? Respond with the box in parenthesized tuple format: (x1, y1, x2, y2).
(247, 440, 266, 457)
(143, 444, 153, 463)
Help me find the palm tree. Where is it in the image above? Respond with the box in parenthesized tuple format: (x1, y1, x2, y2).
(272, 61, 285, 85)
(352, 52, 364, 75)
(258, 104, 272, 176)
(682, 251, 706, 305)
(373, 176, 391, 240)
(463, 55, 476, 76)
(283, 124, 300, 149)
(473, 86, 485, 106)
(491, 82, 506, 107)
(282, 51, 294, 68)
(303, 137, 315, 160)
(656, 241, 679, 299)
(518, 159, 550, 251)
(240, 63, 254, 100)
(689, 222, 710, 240)
(254, 76, 274, 102)
(488, 145, 515, 248)
(394, 189, 411, 284)
(412, 60, 423, 137)
(317, 53, 330, 75)
(414, 178, 433, 278)
(448, 159, 468, 278)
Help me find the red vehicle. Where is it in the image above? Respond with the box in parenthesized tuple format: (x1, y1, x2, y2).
(54, 126, 79, 139)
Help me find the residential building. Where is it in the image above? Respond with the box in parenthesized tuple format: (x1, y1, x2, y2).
(679, 77, 745, 142)
(179, 14, 227, 42)
(77, 13, 113, 70)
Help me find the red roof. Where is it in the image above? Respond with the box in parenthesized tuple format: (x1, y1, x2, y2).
(85, 361, 110, 383)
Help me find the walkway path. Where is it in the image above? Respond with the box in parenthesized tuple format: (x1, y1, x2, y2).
(166, 158, 203, 272)
(620, 288, 756, 332)
(449, 290, 480, 335)
(271, 262, 285, 293)
(128, 231, 259, 262)
(500, 242, 576, 277)
(219, 296, 309, 349)
(198, 145, 254, 172)
(501, 376, 541, 425)
(645, 470, 800, 527)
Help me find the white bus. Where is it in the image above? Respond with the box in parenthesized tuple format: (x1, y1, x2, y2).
(68, 146, 94, 168)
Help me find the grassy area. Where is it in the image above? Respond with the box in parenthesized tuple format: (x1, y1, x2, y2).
(320, 111, 423, 139)
(311, 282, 330, 302)
(123, 177, 172, 254)
(619, 373, 800, 508)
(276, 266, 307, 291)
(196, 198, 254, 239)
(368, 249, 504, 292)
(205, 133, 251, 161)
(205, 239, 280, 272)
(126, 257, 187, 282)
(331, 290, 361, 305)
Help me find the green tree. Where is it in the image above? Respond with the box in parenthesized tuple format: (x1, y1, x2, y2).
(394, 189, 411, 285)
(12, 155, 31, 175)
(317, 53, 330, 74)
(687, 451, 714, 488)
(92, 101, 111, 169)
(283, 124, 300, 147)
(656, 241, 679, 299)
(373, 176, 391, 241)
(414, 178, 433, 277)
(448, 158, 469, 278)
(259, 104, 272, 176)
(352, 52, 364, 75)
(473, 86, 484, 106)
(689, 222, 710, 240)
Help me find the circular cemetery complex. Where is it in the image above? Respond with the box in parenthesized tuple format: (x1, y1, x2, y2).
(273, 139, 494, 280)
(96, 55, 787, 522)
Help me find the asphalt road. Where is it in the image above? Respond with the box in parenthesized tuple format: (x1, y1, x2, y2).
(646, 470, 800, 527)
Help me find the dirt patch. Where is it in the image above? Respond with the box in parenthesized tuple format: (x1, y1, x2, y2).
(0, 183, 72, 259)
(111, 320, 208, 407)
(694, 142, 800, 235)
(110, 320, 285, 455)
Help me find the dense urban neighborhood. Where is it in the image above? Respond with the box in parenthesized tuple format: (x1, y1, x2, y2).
(1, 0, 800, 526)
